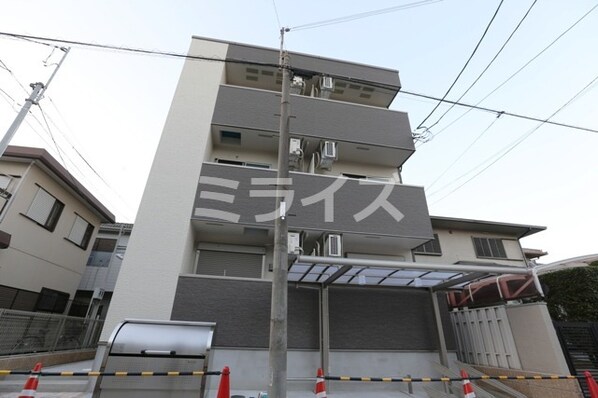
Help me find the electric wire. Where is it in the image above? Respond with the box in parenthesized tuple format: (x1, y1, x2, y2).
(420, 2, 598, 142)
(37, 104, 132, 219)
(1, 30, 597, 136)
(0, 56, 30, 95)
(428, 73, 598, 205)
(415, 0, 505, 131)
(290, 0, 442, 31)
(272, 0, 282, 30)
(422, 0, 538, 134)
(401, 89, 598, 134)
(425, 115, 501, 192)
(0, 31, 282, 70)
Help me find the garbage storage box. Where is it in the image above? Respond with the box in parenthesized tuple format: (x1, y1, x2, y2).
(94, 319, 216, 398)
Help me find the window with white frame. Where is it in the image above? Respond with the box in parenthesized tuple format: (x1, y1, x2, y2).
(472, 237, 507, 259)
(24, 186, 64, 231)
(66, 215, 94, 249)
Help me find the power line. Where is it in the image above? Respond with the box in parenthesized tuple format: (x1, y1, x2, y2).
(426, 115, 501, 192)
(0, 31, 282, 69)
(422, 0, 538, 134)
(0, 56, 30, 95)
(272, 0, 282, 30)
(420, 2, 598, 143)
(429, 73, 598, 205)
(400, 89, 598, 134)
(415, 0, 504, 131)
(2, 30, 598, 138)
(290, 0, 442, 31)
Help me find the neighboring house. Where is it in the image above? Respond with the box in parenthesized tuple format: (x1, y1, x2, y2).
(0, 146, 114, 314)
(97, 37, 569, 396)
(69, 223, 132, 319)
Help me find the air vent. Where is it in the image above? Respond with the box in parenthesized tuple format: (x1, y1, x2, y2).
(261, 70, 274, 76)
(359, 93, 372, 99)
(246, 68, 259, 74)
(246, 75, 258, 81)
(349, 84, 361, 90)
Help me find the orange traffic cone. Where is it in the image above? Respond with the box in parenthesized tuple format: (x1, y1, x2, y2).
(460, 369, 476, 398)
(315, 368, 327, 398)
(585, 371, 598, 398)
(216, 366, 230, 398)
(18, 362, 42, 398)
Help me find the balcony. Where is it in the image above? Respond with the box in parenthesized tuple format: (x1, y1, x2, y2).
(192, 163, 433, 249)
(223, 41, 401, 108)
(211, 85, 414, 167)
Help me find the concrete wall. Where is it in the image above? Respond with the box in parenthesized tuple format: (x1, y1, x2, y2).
(100, 39, 229, 341)
(0, 161, 102, 298)
(506, 302, 570, 374)
(205, 348, 458, 397)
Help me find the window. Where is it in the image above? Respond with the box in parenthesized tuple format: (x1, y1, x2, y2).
(0, 175, 15, 214)
(413, 234, 442, 255)
(24, 187, 64, 231)
(35, 287, 69, 313)
(87, 238, 117, 266)
(196, 247, 263, 278)
(473, 237, 507, 259)
(66, 215, 94, 249)
(220, 130, 241, 145)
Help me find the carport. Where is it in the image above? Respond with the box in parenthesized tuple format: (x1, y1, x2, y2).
(288, 254, 541, 372)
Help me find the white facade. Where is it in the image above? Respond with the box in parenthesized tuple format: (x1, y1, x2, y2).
(0, 146, 114, 313)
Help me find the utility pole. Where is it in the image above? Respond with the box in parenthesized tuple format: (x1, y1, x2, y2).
(0, 47, 70, 157)
(268, 27, 291, 398)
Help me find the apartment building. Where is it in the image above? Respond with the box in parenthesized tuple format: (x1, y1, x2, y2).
(69, 223, 132, 319)
(0, 146, 114, 314)
(100, 37, 567, 396)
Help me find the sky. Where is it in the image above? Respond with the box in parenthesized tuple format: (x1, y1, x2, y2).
(0, 0, 596, 263)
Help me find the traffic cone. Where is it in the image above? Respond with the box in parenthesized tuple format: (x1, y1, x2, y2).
(315, 368, 327, 398)
(216, 366, 230, 398)
(585, 371, 598, 398)
(460, 369, 476, 398)
(18, 362, 42, 398)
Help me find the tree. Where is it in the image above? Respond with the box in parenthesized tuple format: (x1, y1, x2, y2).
(540, 264, 598, 321)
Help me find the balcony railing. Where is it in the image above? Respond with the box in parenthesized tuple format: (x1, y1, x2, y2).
(193, 163, 432, 241)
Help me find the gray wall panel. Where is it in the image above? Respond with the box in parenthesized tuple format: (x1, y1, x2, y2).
(172, 277, 455, 351)
(227, 44, 401, 89)
(329, 286, 456, 351)
(194, 163, 433, 240)
(171, 276, 319, 349)
(212, 86, 414, 150)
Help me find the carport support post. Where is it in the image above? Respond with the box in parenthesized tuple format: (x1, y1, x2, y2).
(430, 289, 449, 367)
(320, 286, 330, 375)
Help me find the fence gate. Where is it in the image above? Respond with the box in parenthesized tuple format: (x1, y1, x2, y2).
(554, 322, 598, 398)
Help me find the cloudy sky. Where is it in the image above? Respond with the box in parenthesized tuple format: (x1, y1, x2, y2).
(0, 0, 596, 262)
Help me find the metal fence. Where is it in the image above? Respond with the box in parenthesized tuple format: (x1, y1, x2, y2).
(0, 309, 103, 356)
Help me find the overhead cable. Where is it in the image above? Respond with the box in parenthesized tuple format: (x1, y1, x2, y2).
(415, 0, 505, 130)
(2, 30, 597, 137)
(420, 2, 598, 142)
(422, 0, 538, 134)
(290, 0, 442, 31)
(428, 73, 598, 205)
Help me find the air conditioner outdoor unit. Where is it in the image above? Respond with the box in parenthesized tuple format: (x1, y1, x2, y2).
(321, 141, 337, 159)
(288, 232, 302, 254)
(324, 234, 342, 257)
(92, 287, 105, 301)
(320, 76, 334, 99)
(290, 76, 305, 95)
(289, 138, 302, 157)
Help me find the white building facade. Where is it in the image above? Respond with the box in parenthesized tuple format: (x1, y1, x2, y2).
(0, 146, 114, 313)
(101, 37, 569, 397)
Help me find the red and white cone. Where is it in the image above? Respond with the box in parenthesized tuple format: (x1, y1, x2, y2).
(461, 369, 476, 398)
(19, 362, 42, 398)
(315, 368, 327, 398)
